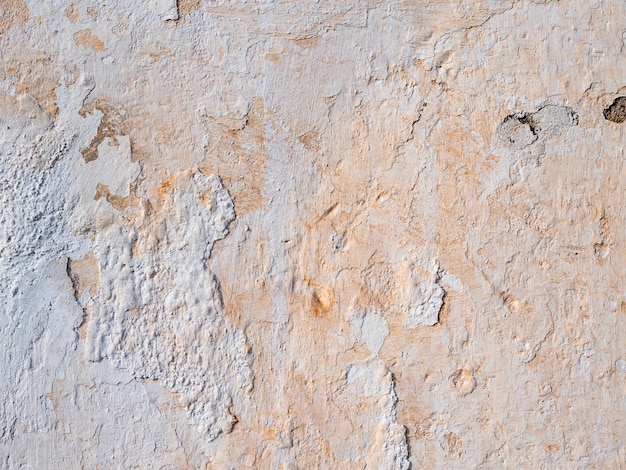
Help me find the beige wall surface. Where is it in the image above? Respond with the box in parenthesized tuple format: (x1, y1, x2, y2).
(1, 0, 626, 468)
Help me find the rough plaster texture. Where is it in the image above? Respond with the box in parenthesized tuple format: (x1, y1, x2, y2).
(1, 0, 626, 468)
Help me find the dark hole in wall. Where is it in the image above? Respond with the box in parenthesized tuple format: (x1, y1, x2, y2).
(518, 113, 538, 135)
(603, 96, 626, 123)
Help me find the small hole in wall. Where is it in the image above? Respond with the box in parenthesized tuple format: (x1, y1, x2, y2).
(603, 96, 626, 123)
(518, 113, 538, 135)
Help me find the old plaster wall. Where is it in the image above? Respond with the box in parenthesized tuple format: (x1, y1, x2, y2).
(1, 0, 626, 468)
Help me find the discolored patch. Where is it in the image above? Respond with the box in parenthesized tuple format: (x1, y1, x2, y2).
(79, 100, 128, 162)
(14, 60, 60, 118)
(299, 131, 320, 151)
(65, 3, 79, 23)
(73, 29, 106, 51)
(0, 0, 29, 35)
(67, 251, 100, 299)
(94, 183, 140, 212)
(177, 0, 202, 19)
(294, 36, 322, 48)
(265, 51, 281, 63)
(310, 285, 334, 317)
(200, 97, 269, 216)
(442, 432, 463, 459)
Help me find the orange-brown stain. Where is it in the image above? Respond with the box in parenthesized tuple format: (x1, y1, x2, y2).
(294, 36, 322, 49)
(94, 183, 141, 213)
(74, 29, 106, 51)
(67, 251, 100, 298)
(200, 96, 269, 216)
(172, 0, 202, 22)
(79, 99, 127, 162)
(265, 52, 281, 63)
(65, 3, 79, 23)
(0, 0, 29, 35)
(299, 131, 320, 151)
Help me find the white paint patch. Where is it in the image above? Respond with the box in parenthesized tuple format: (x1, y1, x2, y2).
(353, 308, 389, 356)
(86, 170, 253, 441)
(405, 261, 445, 328)
(152, 0, 179, 21)
(0, 92, 84, 443)
(341, 359, 410, 469)
(441, 272, 462, 293)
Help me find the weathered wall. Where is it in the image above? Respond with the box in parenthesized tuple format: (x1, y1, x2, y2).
(1, 0, 626, 468)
